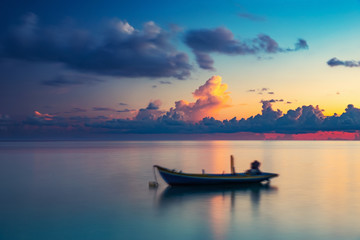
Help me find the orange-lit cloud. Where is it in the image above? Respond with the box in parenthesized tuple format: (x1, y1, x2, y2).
(173, 75, 230, 121)
(34, 111, 54, 121)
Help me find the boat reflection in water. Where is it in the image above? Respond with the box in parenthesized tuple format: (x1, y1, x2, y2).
(155, 183, 278, 239)
(157, 183, 278, 210)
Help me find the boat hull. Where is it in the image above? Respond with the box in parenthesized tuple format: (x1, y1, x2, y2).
(155, 165, 278, 186)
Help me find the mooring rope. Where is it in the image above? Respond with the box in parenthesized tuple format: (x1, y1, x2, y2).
(153, 165, 158, 183)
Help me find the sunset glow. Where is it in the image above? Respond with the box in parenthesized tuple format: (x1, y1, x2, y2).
(1, 1, 360, 140)
(173, 76, 230, 121)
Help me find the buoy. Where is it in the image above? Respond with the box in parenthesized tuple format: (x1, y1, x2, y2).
(149, 181, 159, 188)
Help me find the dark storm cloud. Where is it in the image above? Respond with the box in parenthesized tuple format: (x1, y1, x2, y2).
(1, 13, 192, 80)
(327, 57, 360, 67)
(184, 27, 308, 69)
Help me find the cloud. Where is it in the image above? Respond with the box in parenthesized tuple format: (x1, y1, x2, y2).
(42, 75, 103, 87)
(192, 51, 215, 70)
(0, 114, 12, 122)
(6, 74, 360, 138)
(276, 105, 324, 132)
(0, 114, 15, 131)
(91, 101, 359, 135)
(238, 13, 266, 22)
(184, 27, 308, 69)
(5, 101, 360, 138)
(119, 102, 128, 106)
(34, 111, 54, 120)
(1, 13, 192, 80)
(282, 39, 309, 52)
(12, 13, 39, 45)
(146, 100, 162, 110)
(23, 111, 68, 127)
(159, 80, 172, 84)
(117, 109, 136, 113)
(135, 100, 163, 120)
(327, 57, 360, 67)
(92, 107, 117, 112)
(323, 104, 360, 131)
(94, 116, 110, 120)
(82, 101, 327, 135)
(169, 75, 231, 121)
(247, 87, 274, 95)
(64, 108, 87, 113)
(294, 39, 309, 50)
(261, 99, 283, 103)
(246, 100, 283, 130)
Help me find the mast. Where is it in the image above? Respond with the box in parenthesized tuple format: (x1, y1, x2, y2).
(230, 155, 235, 174)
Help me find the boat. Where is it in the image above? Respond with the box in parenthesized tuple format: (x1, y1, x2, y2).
(153, 156, 279, 186)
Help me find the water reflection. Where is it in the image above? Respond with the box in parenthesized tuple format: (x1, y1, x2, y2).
(157, 183, 277, 208)
(154, 184, 278, 240)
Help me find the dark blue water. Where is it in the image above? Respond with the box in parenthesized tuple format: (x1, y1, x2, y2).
(1, 141, 360, 240)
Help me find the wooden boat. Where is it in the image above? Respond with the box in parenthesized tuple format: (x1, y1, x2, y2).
(154, 165, 278, 186)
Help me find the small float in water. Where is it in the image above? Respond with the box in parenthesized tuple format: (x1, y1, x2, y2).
(150, 155, 279, 186)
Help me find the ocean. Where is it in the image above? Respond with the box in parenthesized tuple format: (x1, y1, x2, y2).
(1, 141, 360, 240)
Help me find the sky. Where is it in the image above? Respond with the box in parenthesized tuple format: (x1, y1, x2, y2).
(2, 0, 360, 139)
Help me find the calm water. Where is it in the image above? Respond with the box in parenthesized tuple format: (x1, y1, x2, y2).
(1, 141, 360, 240)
